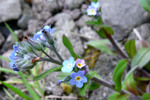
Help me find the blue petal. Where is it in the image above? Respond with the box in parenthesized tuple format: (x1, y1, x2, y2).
(70, 79, 76, 85)
(66, 67, 73, 73)
(9, 51, 15, 61)
(70, 72, 77, 78)
(62, 60, 69, 67)
(13, 45, 18, 52)
(44, 25, 50, 32)
(50, 28, 55, 34)
(81, 76, 87, 83)
(9, 61, 14, 68)
(33, 31, 43, 40)
(12, 64, 19, 71)
(77, 71, 84, 76)
(61, 67, 67, 72)
(76, 82, 83, 88)
(72, 61, 76, 67)
(68, 57, 74, 63)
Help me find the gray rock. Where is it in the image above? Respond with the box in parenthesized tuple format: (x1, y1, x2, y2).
(0, 30, 22, 54)
(76, 15, 93, 28)
(17, 0, 33, 29)
(32, 0, 64, 13)
(18, 14, 33, 29)
(89, 53, 119, 100)
(0, 0, 22, 23)
(0, 32, 5, 47)
(100, 0, 150, 39)
(128, 23, 150, 43)
(37, 11, 52, 21)
(27, 19, 44, 34)
(80, 26, 99, 40)
(1, 50, 13, 69)
(55, 13, 76, 31)
(65, 0, 84, 9)
(63, 9, 81, 20)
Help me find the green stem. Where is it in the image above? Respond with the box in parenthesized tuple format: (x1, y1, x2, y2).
(92, 76, 142, 99)
(105, 33, 128, 59)
(52, 45, 64, 62)
(39, 57, 62, 65)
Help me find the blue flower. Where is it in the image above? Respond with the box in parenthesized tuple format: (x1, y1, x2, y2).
(33, 25, 55, 41)
(9, 51, 20, 71)
(91, 2, 100, 9)
(70, 71, 87, 88)
(87, 6, 97, 15)
(61, 57, 76, 73)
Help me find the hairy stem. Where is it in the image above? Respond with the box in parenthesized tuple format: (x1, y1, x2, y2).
(39, 57, 62, 65)
(92, 76, 142, 99)
(52, 45, 64, 62)
(105, 33, 128, 59)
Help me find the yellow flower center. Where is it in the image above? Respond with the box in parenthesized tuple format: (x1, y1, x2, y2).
(77, 63, 82, 67)
(91, 10, 94, 12)
(76, 76, 81, 81)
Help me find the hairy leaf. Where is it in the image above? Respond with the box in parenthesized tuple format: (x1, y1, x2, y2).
(34, 66, 62, 81)
(131, 48, 150, 69)
(88, 39, 114, 55)
(113, 59, 129, 91)
(125, 39, 136, 59)
(97, 25, 114, 38)
(19, 72, 40, 100)
(139, 0, 150, 13)
(1, 81, 32, 100)
(62, 35, 81, 59)
(108, 93, 130, 100)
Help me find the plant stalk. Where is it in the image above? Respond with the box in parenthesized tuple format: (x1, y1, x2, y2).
(39, 57, 62, 65)
(105, 33, 128, 59)
(92, 76, 142, 100)
(52, 45, 64, 62)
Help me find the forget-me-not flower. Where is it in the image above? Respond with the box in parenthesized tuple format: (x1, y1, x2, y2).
(91, 2, 100, 9)
(76, 59, 86, 69)
(33, 25, 55, 41)
(70, 71, 87, 88)
(61, 57, 76, 73)
(87, 6, 97, 15)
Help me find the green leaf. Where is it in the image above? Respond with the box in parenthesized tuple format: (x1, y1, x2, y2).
(131, 48, 150, 69)
(92, 0, 98, 3)
(125, 39, 136, 59)
(79, 71, 96, 96)
(0, 67, 18, 75)
(139, 0, 150, 13)
(19, 72, 40, 100)
(1, 81, 32, 100)
(89, 82, 100, 90)
(62, 35, 81, 58)
(142, 93, 150, 100)
(3, 87, 15, 100)
(86, 21, 100, 25)
(57, 72, 73, 80)
(97, 25, 114, 38)
(4, 22, 18, 42)
(108, 93, 130, 100)
(0, 55, 10, 61)
(34, 66, 62, 81)
(122, 72, 138, 96)
(113, 59, 129, 91)
(88, 39, 114, 55)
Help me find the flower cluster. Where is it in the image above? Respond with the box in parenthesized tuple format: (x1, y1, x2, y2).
(60, 57, 88, 88)
(9, 25, 57, 71)
(87, 1, 100, 16)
